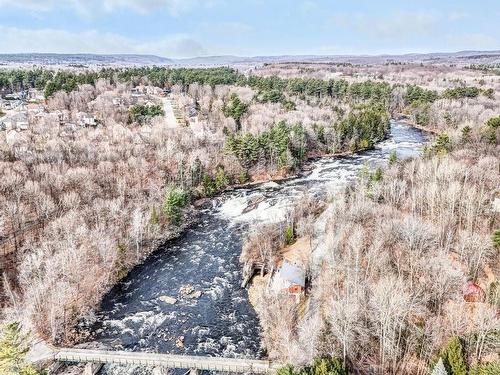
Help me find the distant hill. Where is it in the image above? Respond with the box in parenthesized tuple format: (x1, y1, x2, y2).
(0, 53, 174, 66)
(1, 50, 500, 67)
(178, 51, 500, 66)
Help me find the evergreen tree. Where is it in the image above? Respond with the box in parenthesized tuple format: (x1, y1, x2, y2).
(461, 126, 471, 143)
(388, 150, 398, 165)
(432, 133, 452, 154)
(440, 337, 467, 375)
(223, 93, 248, 130)
(311, 358, 347, 375)
(162, 186, 188, 224)
(469, 361, 500, 375)
(486, 116, 500, 129)
(0, 322, 42, 375)
(214, 165, 230, 191)
(493, 229, 500, 249)
(276, 358, 347, 375)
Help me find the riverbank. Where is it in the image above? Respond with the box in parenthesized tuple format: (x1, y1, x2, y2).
(49, 120, 427, 375)
(238, 121, 431, 364)
(393, 113, 440, 135)
(45, 121, 421, 362)
(239, 106, 500, 373)
(222, 141, 387, 193)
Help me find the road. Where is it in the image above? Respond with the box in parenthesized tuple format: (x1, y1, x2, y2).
(160, 97, 178, 128)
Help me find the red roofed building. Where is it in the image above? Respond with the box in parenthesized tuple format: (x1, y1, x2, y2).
(463, 281, 486, 303)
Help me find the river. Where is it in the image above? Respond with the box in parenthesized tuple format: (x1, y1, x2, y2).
(83, 120, 427, 374)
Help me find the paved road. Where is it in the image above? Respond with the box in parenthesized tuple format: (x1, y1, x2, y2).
(160, 97, 178, 128)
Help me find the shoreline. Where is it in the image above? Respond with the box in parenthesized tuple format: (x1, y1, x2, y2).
(67, 119, 424, 349)
(393, 114, 440, 135)
(241, 120, 432, 359)
(217, 142, 385, 193)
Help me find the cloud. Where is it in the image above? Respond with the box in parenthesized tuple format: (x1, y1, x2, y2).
(317, 45, 338, 54)
(0, 26, 208, 57)
(0, 0, 90, 12)
(102, 0, 199, 16)
(139, 35, 208, 56)
(448, 11, 468, 21)
(202, 21, 253, 34)
(300, 1, 318, 13)
(0, 0, 57, 11)
(331, 11, 439, 40)
(0, 0, 222, 16)
(446, 33, 499, 50)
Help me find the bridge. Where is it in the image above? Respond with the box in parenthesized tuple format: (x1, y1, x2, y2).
(34, 347, 280, 374)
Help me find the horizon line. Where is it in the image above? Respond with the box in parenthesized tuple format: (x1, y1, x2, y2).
(1, 49, 500, 60)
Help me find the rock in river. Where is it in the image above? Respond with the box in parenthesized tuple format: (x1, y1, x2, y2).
(175, 336, 184, 348)
(186, 290, 202, 299)
(179, 284, 194, 296)
(158, 295, 177, 304)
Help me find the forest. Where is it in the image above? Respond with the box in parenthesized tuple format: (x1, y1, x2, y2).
(0, 61, 498, 375)
(241, 64, 500, 375)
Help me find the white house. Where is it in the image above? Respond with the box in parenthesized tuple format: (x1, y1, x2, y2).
(4, 113, 29, 131)
(271, 260, 306, 297)
(28, 88, 44, 102)
(76, 112, 96, 127)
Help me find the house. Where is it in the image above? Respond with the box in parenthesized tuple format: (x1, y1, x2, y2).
(27, 103, 44, 113)
(12, 113, 29, 131)
(0, 87, 12, 97)
(463, 281, 486, 303)
(0, 98, 9, 110)
(5, 92, 24, 100)
(3, 113, 29, 131)
(188, 107, 198, 118)
(15, 101, 28, 112)
(131, 86, 148, 96)
(146, 86, 158, 95)
(16, 120, 29, 131)
(53, 110, 69, 125)
(27, 88, 44, 102)
(76, 112, 96, 127)
(112, 97, 123, 106)
(34, 111, 46, 121)
(271, 260, 306, 296)
(2, 99, 23, 110)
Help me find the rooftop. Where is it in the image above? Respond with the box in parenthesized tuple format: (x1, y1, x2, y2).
(275, 260, 305, 288)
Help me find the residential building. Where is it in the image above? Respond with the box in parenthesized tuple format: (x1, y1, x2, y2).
(76, 112, 97, 127)
(271, 260, 306, 297)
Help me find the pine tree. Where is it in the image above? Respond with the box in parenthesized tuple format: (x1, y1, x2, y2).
(388, 150, 398, 165)
(311, 358, 347, 375)
(0, 322, 42, 375)
(441, 337, 467, 375)
(469, 361, 500, 375)
(162, 186, 188, 224)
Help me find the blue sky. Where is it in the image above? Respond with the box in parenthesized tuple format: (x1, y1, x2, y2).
(0, 0, 498, 57)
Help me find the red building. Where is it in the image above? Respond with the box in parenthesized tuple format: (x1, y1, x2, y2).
(463, 281, 486, 303)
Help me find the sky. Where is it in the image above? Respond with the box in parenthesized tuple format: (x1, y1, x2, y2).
(0, 0, 499, 58)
